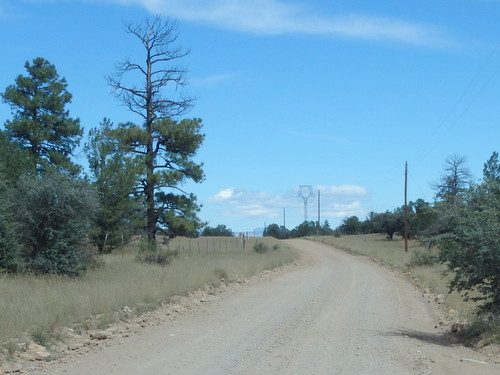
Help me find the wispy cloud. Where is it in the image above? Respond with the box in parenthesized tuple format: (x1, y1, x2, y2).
(101, 0, 456, 47)
(317, 184, 369, 196)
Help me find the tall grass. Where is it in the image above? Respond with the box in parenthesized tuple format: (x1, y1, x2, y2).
(0, 237, 297, 348)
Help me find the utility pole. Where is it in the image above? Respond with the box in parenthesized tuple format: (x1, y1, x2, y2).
(404, 161, 408, 252)
(317, 190, 321, 236)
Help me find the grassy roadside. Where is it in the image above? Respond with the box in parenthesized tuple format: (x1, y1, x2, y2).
(0, 236, 297, 357)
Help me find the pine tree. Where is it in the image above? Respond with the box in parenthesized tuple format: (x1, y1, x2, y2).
(108, 17, 204, 245)
(2, 57, 82, 174)
(85, 118, 142, 252)
(437, 152, 500, 312)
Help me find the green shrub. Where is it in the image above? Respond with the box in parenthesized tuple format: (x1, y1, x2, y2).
(253, 242, 269, 254)
(459, 314, 500, 345)
(0, 172, 23, 273)
(12, 172, 98, 276)
(135, 249, 178, 266)
(406, 249, 437, 268)
(138, 238, 158, 253)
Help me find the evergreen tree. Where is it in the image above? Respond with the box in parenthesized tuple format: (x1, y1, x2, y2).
(437, 152, 500, 312)
(290, 221, 317, 238)
(263, 223, 289, 239)
(320, 220, 334, 235)
(0, 171, 22, 273)
(202, 224, 234, 237)
(85, 118, 142, 253)
(110, 118, 204, 241)
(408, 199, 438, 237)
(0, 132, 29, 272)
(483, 151, 500, 185)
(108, 17, 204, 245)
(1, 57, 82, 174)
(0, 130, 33, 184)
(339, 216, 362, 235)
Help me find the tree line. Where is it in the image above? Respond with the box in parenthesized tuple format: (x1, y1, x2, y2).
(0, 17, 205, 276)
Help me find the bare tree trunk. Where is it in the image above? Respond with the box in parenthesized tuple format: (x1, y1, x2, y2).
(145, 38, 156, 245)
(107, 17, 197, 246)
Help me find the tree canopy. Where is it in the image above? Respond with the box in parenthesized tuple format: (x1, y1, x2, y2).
(84, 118, 142, 253)
(1, 57, 82, 174)
(202, 224, 234, 237)
(437, 152, 500, 312)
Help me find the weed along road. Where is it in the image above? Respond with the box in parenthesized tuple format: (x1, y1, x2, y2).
(35, 240, 499, 375)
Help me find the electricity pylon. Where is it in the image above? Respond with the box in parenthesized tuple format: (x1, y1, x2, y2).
(297, 185, 314, 222)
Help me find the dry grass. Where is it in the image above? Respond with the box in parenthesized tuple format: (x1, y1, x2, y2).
(309, 234, 479, 320)
(0, 236, 297, 348)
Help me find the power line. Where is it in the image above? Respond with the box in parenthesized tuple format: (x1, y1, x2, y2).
(413, 40, 500, 166)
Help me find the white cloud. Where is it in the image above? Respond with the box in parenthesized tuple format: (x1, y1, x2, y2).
(208, 187, 292, 218)
(322, 201, 366, 219)
(100, 0, 455, 47)
(207, 184, 370, 223)
(316, 184, 369, 196)
(210, 187, 238, 202)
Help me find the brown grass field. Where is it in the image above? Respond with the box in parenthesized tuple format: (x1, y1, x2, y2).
(0, 236, 297, 351)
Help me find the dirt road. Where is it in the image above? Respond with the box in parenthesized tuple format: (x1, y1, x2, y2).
(35, 240, 499, 374)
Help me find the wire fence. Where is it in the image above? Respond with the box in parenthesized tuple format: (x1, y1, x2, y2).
(165, 236, 263, 253)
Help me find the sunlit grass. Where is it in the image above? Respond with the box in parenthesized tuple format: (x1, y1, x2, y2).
(0, 237, 297, 348)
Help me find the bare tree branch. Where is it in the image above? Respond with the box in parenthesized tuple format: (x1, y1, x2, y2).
(107, 16, 202, 243)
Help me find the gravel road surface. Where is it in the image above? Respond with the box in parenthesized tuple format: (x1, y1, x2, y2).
(34, 239, 500, 374)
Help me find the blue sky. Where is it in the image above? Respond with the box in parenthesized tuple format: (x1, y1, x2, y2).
(1, 0, 499, 234)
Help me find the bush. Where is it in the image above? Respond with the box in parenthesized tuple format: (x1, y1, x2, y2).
(201, 224, 233, 237)
(406, 249, 437, 268)
(0, 171, 23, 273)
(253, 242, 269, 254)
(136, 249, 178, 266)
(459, 314, 500, 345)
(138, 238, 158, 253)
(437, 179, 500, 312)
(12, 171, 98, 276)
(0, 202, 23, 273)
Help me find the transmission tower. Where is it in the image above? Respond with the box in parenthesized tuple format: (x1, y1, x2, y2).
(297, 185, 314, 222)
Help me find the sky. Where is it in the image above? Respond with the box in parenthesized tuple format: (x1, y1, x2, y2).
(1, 0, 499, 235)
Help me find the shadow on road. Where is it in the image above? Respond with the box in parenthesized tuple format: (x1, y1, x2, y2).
(380, 329, 456, 347)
